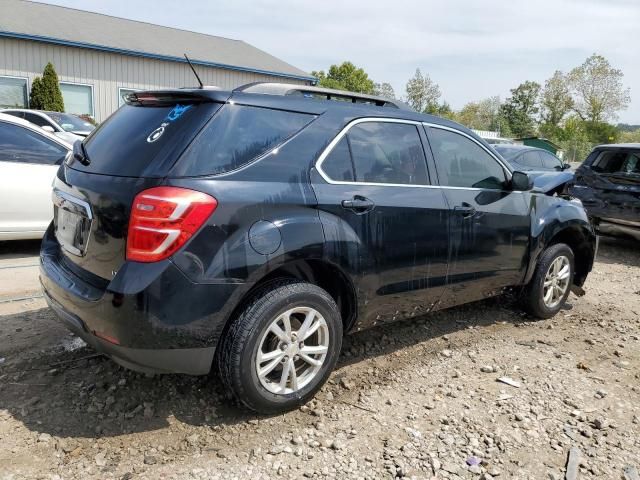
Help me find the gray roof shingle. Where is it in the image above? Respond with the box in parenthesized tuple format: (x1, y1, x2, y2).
(0, 0, 313, 80)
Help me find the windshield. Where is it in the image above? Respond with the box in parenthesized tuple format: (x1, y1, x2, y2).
(47, 112, 95, 132)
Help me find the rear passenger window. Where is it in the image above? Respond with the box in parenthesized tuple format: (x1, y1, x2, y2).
(428, 128, 507, 190)
(175, 105, 314, 176)
(320, 121, 429, 185)
(321, 137, 354, 181)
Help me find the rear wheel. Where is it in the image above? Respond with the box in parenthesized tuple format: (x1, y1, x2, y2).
(523, 243, 574, 319)
(218, 280, 342, 414)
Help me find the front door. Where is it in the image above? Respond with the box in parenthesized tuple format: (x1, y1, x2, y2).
(424, 125, 531, 307)
(312, 119, 450, 329)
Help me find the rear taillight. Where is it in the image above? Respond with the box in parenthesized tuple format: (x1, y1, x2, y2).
(126, 186, 217, 263)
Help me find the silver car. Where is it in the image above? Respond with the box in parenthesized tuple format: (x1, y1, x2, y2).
(0, 112, 72, 240)
(0, 109, 95, 144)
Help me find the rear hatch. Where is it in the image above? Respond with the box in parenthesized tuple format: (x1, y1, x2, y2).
(54, 91, 226, 282)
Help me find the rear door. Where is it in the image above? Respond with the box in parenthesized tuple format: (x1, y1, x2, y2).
(0, 121, 68, 235)
(424, 125, 531, 307)
(312, 119, 450, 327)
(574, 148, 640, 223)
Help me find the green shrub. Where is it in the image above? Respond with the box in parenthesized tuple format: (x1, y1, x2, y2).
(29, 62, 64, 111)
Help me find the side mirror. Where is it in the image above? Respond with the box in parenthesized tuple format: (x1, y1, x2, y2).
(511, 171, 533, 191)
(41, 125, 55, 133)
(562, 163, 571, 170)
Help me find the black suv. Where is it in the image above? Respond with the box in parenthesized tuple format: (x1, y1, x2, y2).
(569, 144, 640, 241)
(41, 83, 597, 413)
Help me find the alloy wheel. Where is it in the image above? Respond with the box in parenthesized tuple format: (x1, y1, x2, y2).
(255, 307, 330, 395)
(542, 255, 571, 308)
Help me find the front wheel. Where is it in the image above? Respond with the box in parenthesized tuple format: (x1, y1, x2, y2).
(218, 280, 343, 414)
(523, 243, 575, 319)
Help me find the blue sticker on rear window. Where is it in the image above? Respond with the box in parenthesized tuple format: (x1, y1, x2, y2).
(165, 104, 192, 122)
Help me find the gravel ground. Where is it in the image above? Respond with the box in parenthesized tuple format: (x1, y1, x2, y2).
(0, 237, 639, 480)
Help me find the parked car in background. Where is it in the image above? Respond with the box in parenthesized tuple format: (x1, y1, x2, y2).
(0, 109, 95, 143)
(569, 143, 640, 241)
(40, 84, 596, 414)
(494, 144, 570, 172)
(0, 112, 72, 240)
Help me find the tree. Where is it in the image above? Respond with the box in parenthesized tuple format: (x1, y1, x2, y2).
(373, 82, 396, 99)
(557, 116, 593, 163)
(29, 62, 64, 111)
(620, 128, 640, 143)
(568, 54, 630, 123)
(405, 68, 441, 113)
(311, 62, 375, 94)
(455, 96, 504, 132)
(539, 71, 573, 138)
(500, 81, 541, 137)
(29, 77, 45, 110)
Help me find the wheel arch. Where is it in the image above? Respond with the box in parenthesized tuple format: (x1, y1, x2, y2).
(526, 220, 596, 287)
(221, 258, 358, 341)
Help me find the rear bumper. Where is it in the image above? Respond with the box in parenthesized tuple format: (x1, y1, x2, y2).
(39, 225, 247, 375)
(42, 288, 214, 374)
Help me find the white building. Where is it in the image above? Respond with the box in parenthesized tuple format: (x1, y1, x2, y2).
(0, 0, 314, 122)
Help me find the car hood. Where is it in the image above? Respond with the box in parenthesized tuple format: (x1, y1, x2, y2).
(529, 170, 575, 194)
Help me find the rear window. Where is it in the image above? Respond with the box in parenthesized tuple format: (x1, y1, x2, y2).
(172, 104, 315, 176)
(591, 150, 640, 175)
(75, 102, 221, 177)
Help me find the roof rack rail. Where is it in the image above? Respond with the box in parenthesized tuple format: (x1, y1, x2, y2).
(234, 82, 411, 110)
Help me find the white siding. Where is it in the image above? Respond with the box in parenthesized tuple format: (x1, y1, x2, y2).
(0, 38, 308, 122)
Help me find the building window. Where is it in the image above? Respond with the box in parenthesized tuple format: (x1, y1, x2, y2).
(118, 88, 139, 107)
(0, 76, 28, 108)
(60, 82, 94, 116)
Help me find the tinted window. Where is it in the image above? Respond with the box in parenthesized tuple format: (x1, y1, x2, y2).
(2, 111, 25, 120)
(429, 128, 507, 190)
(540, 151, 561, 169)
(519, 151, 542, 168)
(346, 122, 428, 185)
(23, 113, 51, 128)
(622, 153, 640, 174)
(47, 112, 95, 132)
(590, 150, 640, 174)
(322, 137, 354, 181)
(0, 121, 68, 165)
(78, 102, 221, 177)
(175, 105, 314, 176)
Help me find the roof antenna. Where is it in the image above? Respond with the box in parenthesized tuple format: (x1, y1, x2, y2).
(183, 53, 204, 88)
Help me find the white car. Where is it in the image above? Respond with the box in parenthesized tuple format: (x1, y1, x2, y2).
(0, 109, 95, 144)
(0, 113, 72, 240)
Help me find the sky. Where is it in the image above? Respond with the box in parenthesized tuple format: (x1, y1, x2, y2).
(41, 0, 640, 123)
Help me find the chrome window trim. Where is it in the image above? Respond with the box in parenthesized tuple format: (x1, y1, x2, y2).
(315, 117, 515, 192)
(315, 117, 430, 188)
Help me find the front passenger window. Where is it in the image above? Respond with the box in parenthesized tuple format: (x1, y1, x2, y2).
(540, 152, 562, 170)
(428, 128, 507, 190)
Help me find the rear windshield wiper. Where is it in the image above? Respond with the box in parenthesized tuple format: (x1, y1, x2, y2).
(73, 140, 91, 166)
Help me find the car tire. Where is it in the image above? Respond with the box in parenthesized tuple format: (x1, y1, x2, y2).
(523, 243, 575, 319)
(218, 279, 343, 414)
